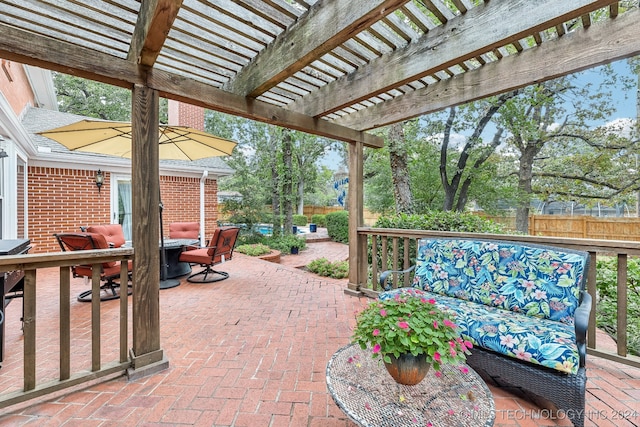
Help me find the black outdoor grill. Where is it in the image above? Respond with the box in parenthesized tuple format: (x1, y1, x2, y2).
(0, 238, 31, 364)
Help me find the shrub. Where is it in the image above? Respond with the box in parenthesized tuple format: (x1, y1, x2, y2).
(307, 258, 349, 279)
(374, 211, 507, 234)
(293, 214, 308, 226)
(311, 214, 326, 227)
(266, 234, 306, 253)
(326, 210, 349, 243)
(236, 233, 267, 246)
(235, 243, 272, 256)
(595, 256, 640, 356)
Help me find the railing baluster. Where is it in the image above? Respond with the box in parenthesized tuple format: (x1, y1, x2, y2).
(60, 266, 71, 380)
(403, 238, 410, 287)
(91, 266, 101, 371)
(381, 237, 388, 287)
(617, 254, 628, 357)
(120, 262, 129, 363)
(23, 269, 37, 391)
(587, 252, 597, 350)
(371, 235, 378, 291)
(392, 237, 399, 289)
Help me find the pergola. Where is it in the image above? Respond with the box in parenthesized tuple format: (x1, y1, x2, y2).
(1, 0, 637, 374)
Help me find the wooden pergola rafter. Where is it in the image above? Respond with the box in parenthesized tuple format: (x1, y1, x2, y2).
(0, 0, 636, 374)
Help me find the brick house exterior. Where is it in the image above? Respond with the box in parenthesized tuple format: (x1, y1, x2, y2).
(1, 61, 234, 253)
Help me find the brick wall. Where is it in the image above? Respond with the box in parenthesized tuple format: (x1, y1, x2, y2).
(1, 60, 35, 114)
(168, 100, 204, 131)
(28, 101, 220, 253)
(29, 167, 220, 253)
(29, 166, 111, 253)
(160, 175, 219, 240)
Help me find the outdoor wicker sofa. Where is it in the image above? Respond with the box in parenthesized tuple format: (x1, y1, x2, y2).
(379, 237, 592, 427)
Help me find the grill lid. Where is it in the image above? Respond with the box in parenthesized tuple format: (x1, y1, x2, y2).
(0, 239, 31, 256)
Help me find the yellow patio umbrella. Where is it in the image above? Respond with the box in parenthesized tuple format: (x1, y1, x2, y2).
(38, 118, 236, 288)
(38, 119, 236, 160)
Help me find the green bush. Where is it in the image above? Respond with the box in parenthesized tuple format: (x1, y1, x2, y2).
(307, 258, 349, 279)
(374, 211, 507, 234)
(326, 210, 349, 244)
(266, 234, 306, 253)
(311, 214, 326, 227)
(235, 243, 272, 256)
(236, 232, 267, 246)
(595, 256, 640, 356)
(293, 214, 308, 226)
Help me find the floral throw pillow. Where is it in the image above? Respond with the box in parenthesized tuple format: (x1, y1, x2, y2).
(412, 239, 587, 325)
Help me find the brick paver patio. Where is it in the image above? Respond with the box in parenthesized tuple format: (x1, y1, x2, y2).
(0, 231, 638, 426)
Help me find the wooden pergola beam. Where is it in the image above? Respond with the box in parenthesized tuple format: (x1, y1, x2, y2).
(333, 7, 640, 131)
(0, 23, 382, 147)
(287, 0, 614, 118)
(147, 68, 382, 147)
(224, 0, 408, 97)
(128, 0, 183, 67)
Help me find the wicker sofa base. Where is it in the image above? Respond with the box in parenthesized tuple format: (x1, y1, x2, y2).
(466, 346, 586, 427)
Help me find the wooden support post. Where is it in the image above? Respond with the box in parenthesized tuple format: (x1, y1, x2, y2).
(347, 141, 364, 295)
(129, 84, 167, 374)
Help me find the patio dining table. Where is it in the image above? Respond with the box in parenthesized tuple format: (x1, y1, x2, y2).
(159, 238, 199, 289)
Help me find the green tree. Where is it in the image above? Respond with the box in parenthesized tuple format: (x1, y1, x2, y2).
(437, 92, 516, 212)
(496, 75, 633, 232)
(53, 73, 167, 122)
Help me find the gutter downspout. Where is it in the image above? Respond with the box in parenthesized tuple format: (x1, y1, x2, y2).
(199, 170, 208, 246)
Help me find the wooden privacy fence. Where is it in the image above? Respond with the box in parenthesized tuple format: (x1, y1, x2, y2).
(481, 215, 640, 242)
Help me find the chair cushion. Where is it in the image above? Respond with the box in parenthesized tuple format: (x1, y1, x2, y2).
(380, 288, 580, 374)
(76, 259, 132, 279)
(169, 222, 200, 239)
(87, 224, 126, 248)
(179, 248, 211, 265)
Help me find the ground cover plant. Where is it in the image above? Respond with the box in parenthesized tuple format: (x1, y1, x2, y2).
(236, 232, 306, 254)
(235, 243, 272, 257)
(307, 258, 348, 279)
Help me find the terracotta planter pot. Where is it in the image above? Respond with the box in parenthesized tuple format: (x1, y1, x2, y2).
(384, 353, 431, 385)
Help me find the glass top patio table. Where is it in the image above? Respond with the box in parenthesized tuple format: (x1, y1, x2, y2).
(326, 344, 495, 427)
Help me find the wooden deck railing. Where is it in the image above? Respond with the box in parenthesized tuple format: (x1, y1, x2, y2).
(0, 248, 134, 408)
(357, 227, 640, 370)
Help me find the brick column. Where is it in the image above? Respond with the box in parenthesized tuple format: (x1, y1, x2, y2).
(168, 100, 204, 131)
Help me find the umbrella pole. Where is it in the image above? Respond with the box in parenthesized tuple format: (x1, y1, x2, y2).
(159, 200, 180, 289)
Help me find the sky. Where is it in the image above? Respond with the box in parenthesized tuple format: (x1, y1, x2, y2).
(318, 57, 639, 169)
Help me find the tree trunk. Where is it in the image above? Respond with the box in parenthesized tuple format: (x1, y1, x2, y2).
(297, 179, 304, 215)
(441, 108, 456, 211)
(455, 128, 504, 212)
(271, 162, 280, 234)
(388, 122, 414, 214)
(516, 146, 537, 233)
(282, 130, 294, 234)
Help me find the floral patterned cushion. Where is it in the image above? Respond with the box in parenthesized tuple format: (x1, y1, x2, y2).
(412, 239, 587, 325)
(379, 287, 580, 374)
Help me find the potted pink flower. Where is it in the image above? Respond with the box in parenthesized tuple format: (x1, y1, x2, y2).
(352, 291, 472, 385)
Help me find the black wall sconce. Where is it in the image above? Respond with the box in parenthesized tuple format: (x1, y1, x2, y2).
(95, 169, 104, 193)
(0, 148, 7, 159)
